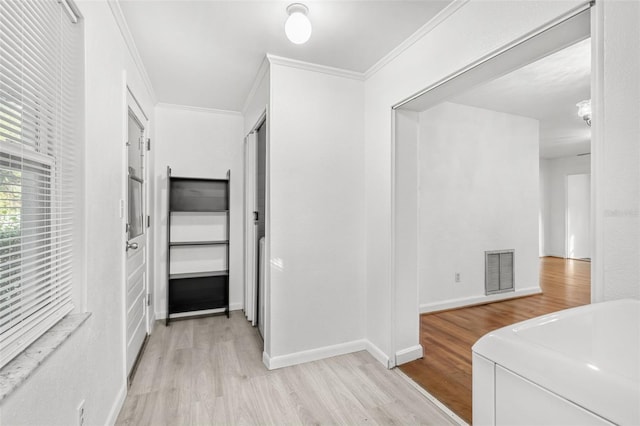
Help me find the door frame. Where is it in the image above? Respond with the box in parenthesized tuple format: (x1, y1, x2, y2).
(244, 108, 270, 350)
(389, 4, 596, 367)
(122, 78, 151, 379)
(244, 126, 258, 325)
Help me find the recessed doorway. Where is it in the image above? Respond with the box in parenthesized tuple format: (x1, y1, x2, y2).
(391, 6, 593, 423)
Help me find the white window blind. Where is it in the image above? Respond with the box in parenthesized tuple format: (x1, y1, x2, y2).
(0, 0, 81, 368)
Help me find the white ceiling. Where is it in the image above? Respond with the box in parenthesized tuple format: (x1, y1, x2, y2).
(451, 38, 591, 159)
(119, 0, 452, 111)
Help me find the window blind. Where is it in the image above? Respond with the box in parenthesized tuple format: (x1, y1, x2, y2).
(0, 0, 81, 368)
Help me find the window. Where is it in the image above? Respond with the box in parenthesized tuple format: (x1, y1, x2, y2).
(0, 0, 82, 368)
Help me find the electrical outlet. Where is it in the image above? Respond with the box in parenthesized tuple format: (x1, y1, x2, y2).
(77, 400, 85, 426)
(455, 272, 461, 283)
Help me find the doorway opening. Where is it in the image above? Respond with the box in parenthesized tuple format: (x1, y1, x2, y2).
(391, 6, 593, 423)
(244, 114, 267, 342)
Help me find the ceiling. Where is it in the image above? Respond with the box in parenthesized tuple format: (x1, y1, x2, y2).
(119, 0, 452, 112)
(451, 38, 591, 158)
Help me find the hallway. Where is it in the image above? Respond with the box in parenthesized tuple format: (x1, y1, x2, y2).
(116, 312, 458, 425)
(400, 257, 591, 423)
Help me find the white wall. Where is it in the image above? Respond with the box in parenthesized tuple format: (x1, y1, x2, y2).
(154, 105, 244, 317)
(394, 109, 421, 363)
(243, 59, 270, 135)
(593, 0, 640, 301)
(266, 61, 366, 364)
(364, 0, 588, 361)
(540, 155, 590, 257)
(0, 1, 156, 424)
(417, 102, 540, 310)
(567, 173, 591, 259)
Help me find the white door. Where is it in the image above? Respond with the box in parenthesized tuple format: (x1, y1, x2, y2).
(125, 95, 148, 376)
(244, 132, 257, 324)
(567, 173, 590, 260)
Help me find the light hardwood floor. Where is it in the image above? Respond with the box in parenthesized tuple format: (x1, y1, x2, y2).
(116, 312, 459, 425)
(399, 257, 591, 424)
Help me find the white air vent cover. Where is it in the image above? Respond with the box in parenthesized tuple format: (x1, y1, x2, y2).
(485, 249, 515, 295)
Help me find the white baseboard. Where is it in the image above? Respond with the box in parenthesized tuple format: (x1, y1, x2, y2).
(420, 287, 542, 314)
(104, 383, 127, 426)
(156, 302, 243, 319)
(365, 339, 392, 368)
(263, 338, 394, 371)
(395, 344, 423, 366)
(263, 339, 368, 370)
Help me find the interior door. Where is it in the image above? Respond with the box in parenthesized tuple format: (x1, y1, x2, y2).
(125, 98, 148, 376)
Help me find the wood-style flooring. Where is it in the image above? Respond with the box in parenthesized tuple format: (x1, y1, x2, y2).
(116, 312, 459, 425)
(399, 256, 591, 424)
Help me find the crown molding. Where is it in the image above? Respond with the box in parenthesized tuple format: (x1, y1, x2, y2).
(107, 0, 157, 103)
(242, 56, 270, 114)
(364, 0, 470, 80)
(267, 54, 365, 81)
(156, 102, 242, 116)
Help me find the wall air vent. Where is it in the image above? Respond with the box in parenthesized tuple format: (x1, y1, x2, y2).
(485, 249, 515, 295)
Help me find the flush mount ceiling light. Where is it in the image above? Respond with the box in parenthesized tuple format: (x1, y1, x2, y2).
(285, 3, 312, 44)
(576, 99, 592, 127)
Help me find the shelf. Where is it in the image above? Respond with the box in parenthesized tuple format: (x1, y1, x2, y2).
(170, 209, 229, 213)
(168, 275, 228, 315)
(169, 240, 229, 247)
(166, 167, 230, 325)
(171, 176, 229, 182)
(169, 270, 229, 280)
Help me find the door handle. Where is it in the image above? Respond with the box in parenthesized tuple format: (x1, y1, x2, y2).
(126, 241, 139, 251)
(253, 211, 259, 222)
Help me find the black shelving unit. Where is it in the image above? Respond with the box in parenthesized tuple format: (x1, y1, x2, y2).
(166, 166, 230, 325)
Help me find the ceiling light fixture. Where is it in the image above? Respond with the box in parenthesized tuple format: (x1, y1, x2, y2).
(285, 3, 312, 45)
(576, 99, 592, 127)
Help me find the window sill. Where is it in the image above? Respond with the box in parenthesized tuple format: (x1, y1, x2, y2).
(0, 312, 91, 401)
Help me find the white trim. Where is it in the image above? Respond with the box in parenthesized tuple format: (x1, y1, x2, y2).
(127, 86, 149, 121)
(395, 344, 423, 366)
(365, 339, 392, 368)
(266, 54, 364, 81)
(263, 339, 368, 370)
(263, 105, 272, 356)
(395, 369, 469, 426)
(389, 109, 397, 370)
(590, 0, 604, 303)
(420, 287, 542, 314)
(156, 102, 242, 116)
(119, 70, 129, 385)
(564, 174, 569, 259)
(107, 0, 156, 103)
(104, 383, 127, 426)
(365, 0, 470, 80)
(262, 339, 395, 371)
(242, 57, 270, 114)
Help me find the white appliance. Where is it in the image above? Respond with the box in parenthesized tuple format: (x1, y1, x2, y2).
(472, 299, 639, 425)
